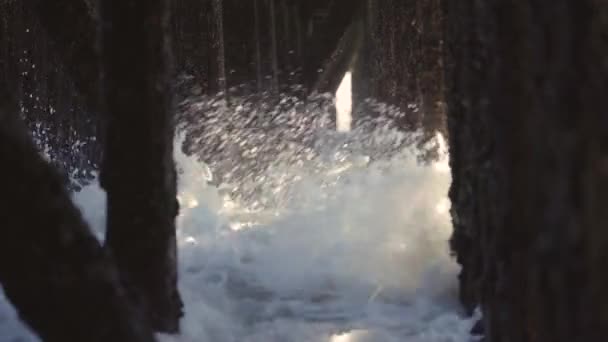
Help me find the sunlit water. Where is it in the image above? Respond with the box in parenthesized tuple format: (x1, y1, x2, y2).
(0, 94, 477, 342)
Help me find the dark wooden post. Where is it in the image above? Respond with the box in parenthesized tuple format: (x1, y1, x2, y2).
(254, 0, 264, 91)
(269, 0, 280, 93)
(0, 82, 156, 342)
(444, 0, 608, 341)
(207, 0, 228, 97)
(99, 0, 183, 333)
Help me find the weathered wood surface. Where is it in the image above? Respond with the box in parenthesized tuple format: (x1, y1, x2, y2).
(99, 0, 183, 333)
(444, 0, 608, 341)
(0, 80, 156, 342)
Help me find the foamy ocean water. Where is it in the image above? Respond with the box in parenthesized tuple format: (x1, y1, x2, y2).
(0, 94, 478, 342)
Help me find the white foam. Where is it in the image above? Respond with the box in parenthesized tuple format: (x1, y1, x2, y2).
(0, 100, 476, 342)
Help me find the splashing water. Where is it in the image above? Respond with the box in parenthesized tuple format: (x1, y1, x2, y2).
(0, 94, 477, 342)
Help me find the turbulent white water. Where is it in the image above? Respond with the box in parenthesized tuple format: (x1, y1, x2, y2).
(0, 96, 477, 342)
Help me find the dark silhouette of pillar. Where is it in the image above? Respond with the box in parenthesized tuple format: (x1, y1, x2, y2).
(444, 0, 608, 341)
(0, 81, 156, 342)
(99, 0, 183, 333)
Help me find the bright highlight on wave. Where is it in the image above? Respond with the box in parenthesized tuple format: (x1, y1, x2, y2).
(335, 71, 353, 132)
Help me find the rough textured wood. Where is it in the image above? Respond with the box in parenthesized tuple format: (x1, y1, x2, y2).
(302, 0, 364, 94)
(207, 0, 227, 95)
(353, 0, 446, 135)
(99, 0, 183, 333)
(32, 0, 99, 109)
(443, 0, 608, 341)
(0, 83, 156, 342)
